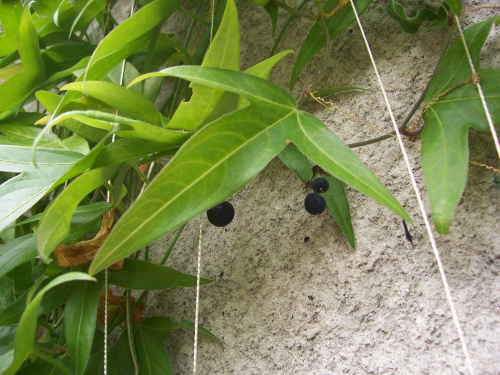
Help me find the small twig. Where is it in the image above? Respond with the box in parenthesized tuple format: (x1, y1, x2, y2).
(347, 27, 454, 148)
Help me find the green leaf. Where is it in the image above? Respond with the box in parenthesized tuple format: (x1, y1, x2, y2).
(84, 0, 180, 82)
(166, 0, 240, 130)
(0, 327, 16, 373)
(89, 66, 409, 274)
(421, 18, 499, 233)
(0, 234, 37, 280)
(107, 259, 212, 290)
(263, 1, 279, 36)
(290, 0, 371, 90)
(134, 324, 173, 375)
(444, 0, 461, 16)
(92, 139, 169, 168)
(386, 0, 439, 34)
(44, 110, 191, 145)
(0, 146, 83, 232)
(65, 279, 103, 375)
(0, 5, 46, 111)
(37, 165, 120, 262)
(279, 146, 355, 248)
(3, 272, 95, 375)
(0, 0, 24, 56)
(61, 81, 164, 127)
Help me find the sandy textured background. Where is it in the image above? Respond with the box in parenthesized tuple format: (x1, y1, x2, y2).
(122, 1, 499, 374)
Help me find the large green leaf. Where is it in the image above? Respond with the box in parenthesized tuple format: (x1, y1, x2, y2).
(290, 0, 372, 90)
(3, 272, 95, 375)
(166, 0, 240, 131)
(108, 258, 212, 290)
(65, 279, 103, 375)
(0, 235, 37, 280)
(0, 146, 84, 232)
(421, 18, 500, 233)
(89, 66, 410, 274)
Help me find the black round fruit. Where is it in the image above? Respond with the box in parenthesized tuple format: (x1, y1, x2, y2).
(207, 201, 235, 227)
(304, 193, 326, 215)
(311, 177, 329, 193)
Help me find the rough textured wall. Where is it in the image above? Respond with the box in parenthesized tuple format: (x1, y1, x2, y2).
(138, 1, 499, 374)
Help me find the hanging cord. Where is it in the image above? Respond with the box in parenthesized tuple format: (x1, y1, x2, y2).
(349, 1, 475, 374)
(454, 14, 500, 160)
(193, 4, 214, 373)
(192, 214, 204, 375)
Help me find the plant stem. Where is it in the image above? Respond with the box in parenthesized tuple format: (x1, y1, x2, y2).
(179, 6, 210, 26)
(347, 27, 453, 148)
(160, 223, 186, 265)
(126, 290, 139, 375)
(297, 18, 330, 107)
(32, 347, 72, 375)
(270, 0, 308, 56)
(273, 0, 316, 21)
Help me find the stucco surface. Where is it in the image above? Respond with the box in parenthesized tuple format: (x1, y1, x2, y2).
(138, 1, 499, 374)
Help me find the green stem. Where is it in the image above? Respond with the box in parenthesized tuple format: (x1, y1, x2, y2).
(273, 0, 316, 21)
(126, 290, 139, 375)
(179, 6, 210, 26)
(270, 0, 308, 56)
(160, 223, 186, 265)
(346, 28, 454, 148)
(32, 347, 72, 375)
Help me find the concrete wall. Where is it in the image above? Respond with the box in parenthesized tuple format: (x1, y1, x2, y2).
(142, 1, 499, 374)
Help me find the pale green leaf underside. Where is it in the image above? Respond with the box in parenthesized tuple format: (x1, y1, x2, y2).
(89, 66, 409, 274)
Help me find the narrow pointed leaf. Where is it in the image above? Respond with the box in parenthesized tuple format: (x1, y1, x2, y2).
(290, 0, 371, 90)
(279, 146, 355, 248)
(65, 279, 103, 375)
(288, 111, 411, 223)
(38, 165, 120, 262)
(166, 0, 240, 130)
(0, 146, 83, 231)
(3, 272, 95, 375)
(134, 325, 173, 375)
(422, 18, 499, 233)
(0, 235, 37, 280)
(84, 0, 180, 81)
(61, 81, 163, 127)
(107, 258, 212, 290)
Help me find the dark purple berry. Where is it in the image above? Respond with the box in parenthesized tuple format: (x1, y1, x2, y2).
(304, 193, 326, 215)
(311, 177, 329, 193)
(207, 201, 235, 227)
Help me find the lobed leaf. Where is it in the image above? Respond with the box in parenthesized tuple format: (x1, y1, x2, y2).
(90, 66, 409, 274)
(421, 18, 499, 233)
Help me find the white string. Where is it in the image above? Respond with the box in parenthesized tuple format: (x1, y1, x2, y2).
(349, 2, 475, 374)
(192, 215, 203, 375)
(193, 4, 214, 372)
(103, 269, 108, 375)
(454, 14, 500, 160)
